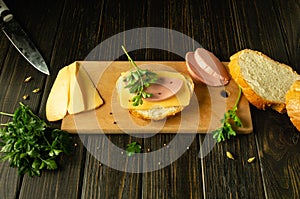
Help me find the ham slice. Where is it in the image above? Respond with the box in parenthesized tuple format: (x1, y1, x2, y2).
(185, 48, 230, 86)
(144, 77, 183, 102)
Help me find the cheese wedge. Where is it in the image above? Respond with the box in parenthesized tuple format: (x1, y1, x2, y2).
(116, 71, 192, 110)
(67, 62, 103, 114)
(46, 66, 70, 121)
(46, 62, 104, 121)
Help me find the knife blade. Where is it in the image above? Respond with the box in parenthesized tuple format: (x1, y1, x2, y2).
(0, 0, 50, 75)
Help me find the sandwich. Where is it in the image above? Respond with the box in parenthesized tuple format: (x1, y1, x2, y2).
(116, 69, 194, 120)
(116, 46, 194, 120)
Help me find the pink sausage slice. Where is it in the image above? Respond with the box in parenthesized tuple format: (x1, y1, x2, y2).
(185, 48, 230, 86)
(186, 52, 224, 86)
(185, 52, 208, 84)
(144, 77, 183, 102)
(194, 48, 230, 84)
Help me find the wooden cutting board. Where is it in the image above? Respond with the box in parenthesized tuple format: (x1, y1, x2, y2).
(61, 61, 253, 134)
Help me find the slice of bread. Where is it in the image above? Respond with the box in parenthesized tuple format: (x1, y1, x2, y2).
(228, 49, 300, 113)
(286, 80, 300, 131)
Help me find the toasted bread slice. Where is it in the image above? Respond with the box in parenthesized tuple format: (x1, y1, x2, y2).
(286, 80, 300, 132)
(228, 49, 300, 113)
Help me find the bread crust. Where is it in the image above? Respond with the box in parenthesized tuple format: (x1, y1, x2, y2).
(228, 49, 298, 113)
(129, 106, 183, 120)
(286, 80, 300, 132)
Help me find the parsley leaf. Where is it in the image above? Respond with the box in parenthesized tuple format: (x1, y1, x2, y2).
(0, 102, 73, 177)
(212, 86, 243, 142)
(126, 142, 142, 156)
(122, 45, 158, 106)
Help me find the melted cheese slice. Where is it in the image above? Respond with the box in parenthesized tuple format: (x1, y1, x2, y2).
(117, 71, 191, 110)
(68, 62, 103, 114)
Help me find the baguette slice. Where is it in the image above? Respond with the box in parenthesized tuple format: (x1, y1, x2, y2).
(228, 49, 300, 113)
(285, 80, 300, 132)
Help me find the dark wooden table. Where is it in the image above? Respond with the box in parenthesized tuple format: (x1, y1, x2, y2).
(0, 0, 299, 198)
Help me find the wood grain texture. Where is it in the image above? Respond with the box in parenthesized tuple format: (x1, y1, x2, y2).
(80, 1, 147, 198)
(0, 0, 299, 198)
(252, 109, 300, 199)
(141, 1, 205, 199)
(0, 34, 10, 72)
(232, 0, 290, 60)
(230, 0, 300, 198)
(0, 163, 21, 199)
(142, 135, 203, 199)
(81, 135, 142, 199)
(199, 134, 265, 199)
(272, 0, 300, 71)
(15, 0, 88, 198)
(0, 37, 25, 198)
(0, 0, 52, 197)
(19, 136, 86, 199)
(189, 0, 277, 198)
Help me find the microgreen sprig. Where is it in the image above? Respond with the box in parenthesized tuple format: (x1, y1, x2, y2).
(212, 86, 243, 142)
(121, 45, 158, 106)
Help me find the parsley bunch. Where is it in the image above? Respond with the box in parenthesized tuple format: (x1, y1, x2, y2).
(122, 45, 158, 106)
(0, 103, 73, 177)
(212, 87, 243, 142)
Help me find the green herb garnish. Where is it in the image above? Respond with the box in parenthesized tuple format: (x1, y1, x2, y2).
(212, 87, 243, 142)
(121, 45, 158, 106)
(126, 141, 142, 156)
(0, 102, 73, 177)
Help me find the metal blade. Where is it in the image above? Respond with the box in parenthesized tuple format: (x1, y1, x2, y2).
(1, 19, 50, 75)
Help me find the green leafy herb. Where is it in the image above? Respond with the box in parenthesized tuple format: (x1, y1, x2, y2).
(121, 45, 158, 106)
(212, 87, 243, 142)
(0, 102, 73, 177)
(126, 141, 142, 156)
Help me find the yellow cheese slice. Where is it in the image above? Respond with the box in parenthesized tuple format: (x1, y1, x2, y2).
(46, 62, 103, 121)
(46, 66, 70, 121)
(67, 62, 103, 114)
(117, 71, 191, 110)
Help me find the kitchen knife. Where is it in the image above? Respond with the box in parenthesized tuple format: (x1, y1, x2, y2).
(0, 0, 50, 75)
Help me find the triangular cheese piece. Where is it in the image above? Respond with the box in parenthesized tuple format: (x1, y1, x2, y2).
(46, 66, 70, 121)
(67, 62, 103, 114)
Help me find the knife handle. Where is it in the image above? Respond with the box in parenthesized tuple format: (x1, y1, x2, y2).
(0, 0, 13, 22)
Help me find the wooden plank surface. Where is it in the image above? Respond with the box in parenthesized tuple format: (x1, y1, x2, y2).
(142, 2, 205, 198)
(189, 1, 267, 198)
(80, 1, 146, 198)
(16, 0, 88, 198)
(142, 135, 203, 199)
(81, 135, 143, 199)
(272, 0, 300, 71)
(0, 0, 299, 199)
(231, 0, 300, 198)
(0, 0, 52, 197)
